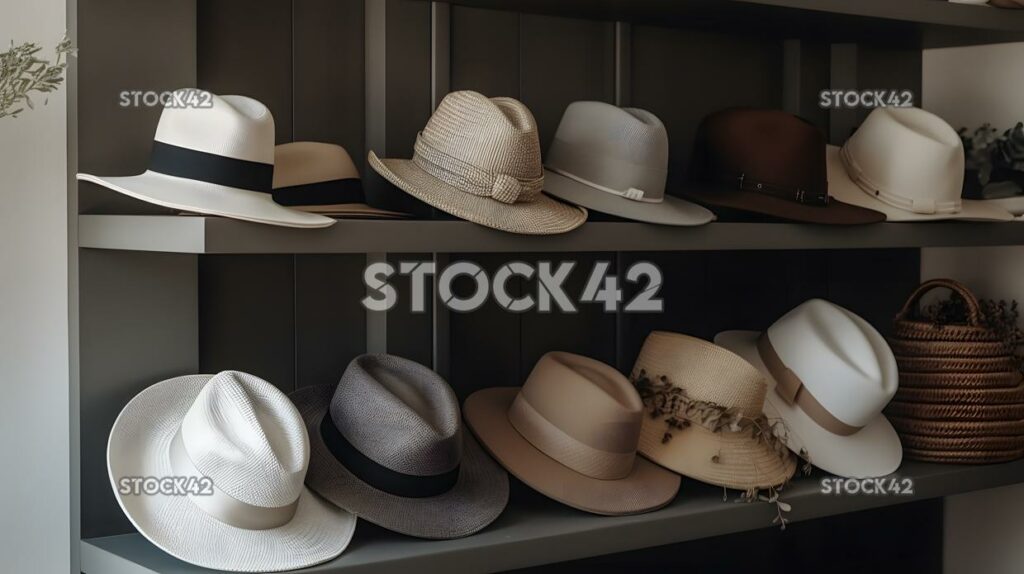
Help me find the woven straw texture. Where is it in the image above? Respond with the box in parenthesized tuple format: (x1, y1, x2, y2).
(368, 91, 587, 234)
(108, 373, 356, 572)
(886, 279, 1024, 464)
(632, 331, 795, 489)
(290, 355, 509, 540)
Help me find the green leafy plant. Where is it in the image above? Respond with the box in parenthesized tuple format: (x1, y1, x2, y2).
(0, 34, 74, 119)
(960, 122, 1024, 194)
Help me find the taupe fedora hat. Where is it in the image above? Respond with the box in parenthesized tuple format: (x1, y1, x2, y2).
(368, 90, 587, 235)
(544, 101, 715, 226)
(464, 352, 681, 516)
(289, 354, 508, 540)
(273, 142, 408, 219)
(632, 332, 797, 490)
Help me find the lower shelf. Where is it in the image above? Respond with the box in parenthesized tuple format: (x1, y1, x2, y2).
(81, 459, 1024, 574)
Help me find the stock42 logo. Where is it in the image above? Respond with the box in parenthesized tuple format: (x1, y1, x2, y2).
(362, 260, 664, 313)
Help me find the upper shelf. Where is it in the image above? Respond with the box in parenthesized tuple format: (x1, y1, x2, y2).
(419, 0, 1024, 48)
(79, 215, 1024, 254)
(80, 459, 1024, 574)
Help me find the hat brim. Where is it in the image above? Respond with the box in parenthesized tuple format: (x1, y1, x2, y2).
(716, 330, 903, 478)
(291, 203, 410, 219)
(368, 152, 587, 235)
(826, 146, 1014, 222)
(637, 414, 796, 491)
(682, 182, 885, 225)
(464, 388, 680, 516)
(107, 375, 356, 573)
(78, 171, 336, 229)
(291, 385, 509, 540)
(543, 169, 715, 226)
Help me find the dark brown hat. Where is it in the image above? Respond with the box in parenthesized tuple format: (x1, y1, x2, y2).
(683, 108, 885, 225)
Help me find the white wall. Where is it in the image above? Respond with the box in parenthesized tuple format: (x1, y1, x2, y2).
(922, 42, 1024, 574)
(0, 0, 73, 572)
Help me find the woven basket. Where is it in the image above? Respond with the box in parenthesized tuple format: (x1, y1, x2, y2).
(889, 416, 1024, 438)
(897, 370, 1023, 390)
(899, 432, 1024, 452)
(886, 400, 1024, 421)
(895, 381, 1024, 405)
(889, 338, 1010, 359)
(892, 279, 1002, 343)
(895, 355, 1018, 374)
(903, 447, 1024, 464)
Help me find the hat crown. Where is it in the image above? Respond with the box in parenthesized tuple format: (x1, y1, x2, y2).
(273, 142, 360, 189)
(694, 108, 827, 198)
(153, 91, 275, 165)
(766, 299, 898, 427)
(512, 352, 642, 478)
(546, 101, 669, 200)
(843, 107, 964, 210)
(329, 355, 463, 476)
(418, 91, 543, 185)
(632, 331, 767, 418)
(179, 371, 308, 507)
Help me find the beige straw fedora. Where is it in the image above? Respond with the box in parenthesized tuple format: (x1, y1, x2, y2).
(368, 91, 587, 235)
(632, 332, 797, 491)
(464, 352, 681, 516)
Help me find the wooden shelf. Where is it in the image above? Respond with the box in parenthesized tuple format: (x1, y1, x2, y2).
(78, 215, 1024, 254)
(417, 0, 1024, 48)
(80, 459, 1024, 574)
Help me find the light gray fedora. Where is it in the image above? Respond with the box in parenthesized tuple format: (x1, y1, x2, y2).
(289, 354, 509, 540)
(544, 101, 715, 226)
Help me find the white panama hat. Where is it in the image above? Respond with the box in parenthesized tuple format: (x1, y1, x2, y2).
(77, 90, 335, 228)
(716, 299, 903, 478)
(107, 371, 356, 572)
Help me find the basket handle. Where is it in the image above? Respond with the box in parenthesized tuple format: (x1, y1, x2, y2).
(895, 278, 983, 326)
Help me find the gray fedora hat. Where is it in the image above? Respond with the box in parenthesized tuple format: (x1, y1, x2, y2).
(544, 101, 715, 226)
(289, 354, 509, 540)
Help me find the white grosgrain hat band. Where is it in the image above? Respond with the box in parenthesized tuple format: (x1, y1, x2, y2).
(168, 428, 299, 530)
(546, 165, 659, 203)
(839, 143, 960, 215)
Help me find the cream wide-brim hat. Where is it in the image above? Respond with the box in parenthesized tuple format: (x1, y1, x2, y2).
(107, 375, 356, 573)
(826, 145, 1014, 222)
(465, 387, 681, 516)
(633, 333, 796, 491)
(716, 330, 903, 479)
(369, 152, 587, 235)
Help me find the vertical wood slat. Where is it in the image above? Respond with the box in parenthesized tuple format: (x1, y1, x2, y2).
(292, 0, 365, 156)
(450, 6, 521, 97)
(198, 256, 296, 392)
(294, 255, 368, 388)
(828, 43, 858, 145)
(79, 251, 198, 538)
(77, 0, 196, 214)
(197, 0, 293, 143)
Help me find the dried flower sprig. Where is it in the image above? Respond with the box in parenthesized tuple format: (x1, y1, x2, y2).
(0, 34, 75, 119)
(633, 369, 811, 530)
(633, 369, 793, 460)
(920, 293, 1024, 364)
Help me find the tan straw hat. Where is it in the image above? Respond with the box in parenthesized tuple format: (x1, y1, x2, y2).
(464, 351, 680, 516)
(368, 91, 587, 234)
(632, 331, 797, 491)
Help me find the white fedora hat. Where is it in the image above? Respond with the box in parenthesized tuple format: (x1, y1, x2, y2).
(715, 299, 903, 478)
(107, 371, 356, 572)
(77, 90, 335, 228)
(543, 102, 715, 226)
(273, 142, 408, 219)
(827, 106, 1013, 222)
